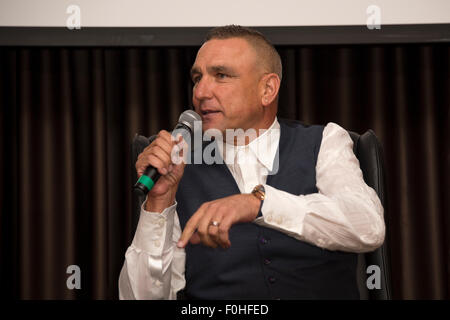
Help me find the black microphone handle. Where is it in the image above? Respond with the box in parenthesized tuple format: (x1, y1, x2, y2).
(133, 166, 161, 196)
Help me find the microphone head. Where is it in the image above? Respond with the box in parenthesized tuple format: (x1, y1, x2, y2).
(178, 110, 202, 132)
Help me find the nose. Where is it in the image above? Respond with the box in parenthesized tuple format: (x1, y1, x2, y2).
(193, 76, 213, 102)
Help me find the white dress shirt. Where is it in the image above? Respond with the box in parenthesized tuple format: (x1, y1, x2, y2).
(119, 118, 385, 300)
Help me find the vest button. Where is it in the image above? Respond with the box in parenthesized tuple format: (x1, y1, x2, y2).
(268, 276, 276, 283)
(259, 236, 269, 244)
(264, 258, 271, 265)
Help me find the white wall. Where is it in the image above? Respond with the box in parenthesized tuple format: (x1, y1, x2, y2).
(0, 0, 449, 27)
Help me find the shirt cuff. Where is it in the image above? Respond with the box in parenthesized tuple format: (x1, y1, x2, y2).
(254, 184, 308, 235)
(131, 198, 177, 256)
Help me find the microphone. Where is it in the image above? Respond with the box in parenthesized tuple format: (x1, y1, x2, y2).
(133, 110, 202, 196)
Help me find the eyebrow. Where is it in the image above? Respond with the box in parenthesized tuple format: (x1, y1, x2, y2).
(209, 65, 235, 75)
(190, 65, 237, 79)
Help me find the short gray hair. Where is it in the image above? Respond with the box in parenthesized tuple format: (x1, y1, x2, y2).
(204, 25, 282, 80)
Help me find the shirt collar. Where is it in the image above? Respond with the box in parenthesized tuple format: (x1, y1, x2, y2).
(217, 117, 280, 171)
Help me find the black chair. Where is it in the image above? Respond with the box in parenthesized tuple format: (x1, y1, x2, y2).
(130, 129, 392, 300)
(348, 130, 392, 300)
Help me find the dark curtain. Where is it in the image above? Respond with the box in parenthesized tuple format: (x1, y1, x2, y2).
(0, 44, 449, 299)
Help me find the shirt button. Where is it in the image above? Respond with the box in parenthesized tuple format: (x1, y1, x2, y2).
(154, 240, 161, 247)
(156, 230, 163, 237)
(268, 276, 276, 284)
(158, 220, 165, 227)
(155, 280, 162, 287)
(264, 258, 271, 265)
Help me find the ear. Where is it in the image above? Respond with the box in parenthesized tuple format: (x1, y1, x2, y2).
(260, 73, 281, 107)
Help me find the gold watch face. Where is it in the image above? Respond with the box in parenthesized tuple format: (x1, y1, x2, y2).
(252, 185, 265, 200)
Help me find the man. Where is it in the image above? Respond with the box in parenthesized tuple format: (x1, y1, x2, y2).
(119, 25, 385, 300)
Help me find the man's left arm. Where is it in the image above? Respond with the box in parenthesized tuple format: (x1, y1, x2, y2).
(254, 122, 385, 253)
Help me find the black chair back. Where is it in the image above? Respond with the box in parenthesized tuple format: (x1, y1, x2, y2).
(348, 130, 392, 300)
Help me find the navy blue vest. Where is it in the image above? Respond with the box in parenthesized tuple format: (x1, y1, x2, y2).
(175, 119, 359, 299)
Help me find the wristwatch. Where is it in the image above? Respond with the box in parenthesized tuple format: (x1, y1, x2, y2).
(251, 184, 265, 218)
(251, 184, 266, 201)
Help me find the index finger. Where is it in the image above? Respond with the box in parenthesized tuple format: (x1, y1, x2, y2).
(177, 205, 206, 248)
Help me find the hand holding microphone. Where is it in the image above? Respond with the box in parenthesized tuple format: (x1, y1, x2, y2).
(134, 110, 201, 212)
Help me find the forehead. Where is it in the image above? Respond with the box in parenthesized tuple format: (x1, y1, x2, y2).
(193, 38, 257, 70)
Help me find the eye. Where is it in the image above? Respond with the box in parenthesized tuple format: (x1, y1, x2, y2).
(216, 73, 228, 79)
(192, 75, 201, 84)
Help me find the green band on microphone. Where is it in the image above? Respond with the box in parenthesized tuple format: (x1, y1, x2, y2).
(138, 175, 155, 191)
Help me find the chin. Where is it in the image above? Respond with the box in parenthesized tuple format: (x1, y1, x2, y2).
(202, 122, 221, 132)
(202, 122, 226, 136)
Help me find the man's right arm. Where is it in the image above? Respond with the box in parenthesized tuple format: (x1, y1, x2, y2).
(119, 130, 187, 299)
(118, 198, 186, 300)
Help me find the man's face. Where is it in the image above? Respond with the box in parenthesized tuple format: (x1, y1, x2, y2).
(191, 38, 265, 134)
